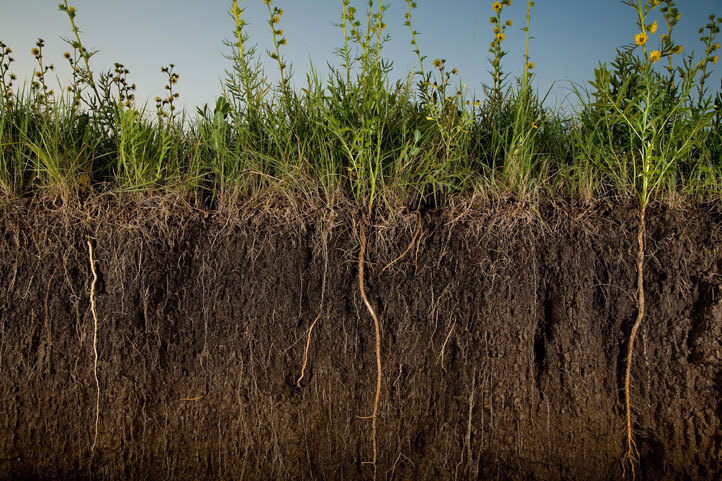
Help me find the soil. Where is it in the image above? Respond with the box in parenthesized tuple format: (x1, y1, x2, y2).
(0, 196, 720, 480)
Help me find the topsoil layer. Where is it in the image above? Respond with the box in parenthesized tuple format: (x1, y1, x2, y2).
(0, 197, 720, 481)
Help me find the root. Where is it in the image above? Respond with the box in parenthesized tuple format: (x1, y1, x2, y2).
(439, 320, 456, 373)
(359, 221, 382, 480)
(87, 238, 101, 460)
(296, 226, 329, 388)
(623, 205, 646, 479)
(296, 312, 321, 387)
(381, 213, 421, 274)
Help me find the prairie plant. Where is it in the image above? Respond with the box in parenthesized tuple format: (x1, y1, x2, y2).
(225, 0, 267, 122)
(404, 0, 425, 82)
(112, 63, 136, 110)
(264, 0, 290, 104)
(589, 1, 717, 476)
(487, 0, 512, 107)
(156, 64, 181, 122)
(58, 2, 101, 110)
(30, 39, 55, 112)
(696, 15, 721, 103)
(0, 41, 17, 109)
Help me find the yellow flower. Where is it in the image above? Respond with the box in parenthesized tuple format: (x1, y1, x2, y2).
(490, 16, 497, 24)
(272, 15, 280, 24)
(505, 19, 512, 26)
(63, 51, 71, 59)
(713, 42, 720, 51)
(660, 34, 669, 43)
(263, 0, 271, 4)
(635, 32, 648, 46)
(492, 2, 502, 13)
(496, 32, 505, 42)
(474, 100, 481, 107)
(528, 61, 535, 69)
(451, 67, 458, 75)
(650, 50, 661, 62)
(713, 55, 719, 64)
(433, 58, 442, 68)
(31, 47, 40, 56)
(675, 45, 683, 54)
(649, 21, 658, 34)
(279, 38, 287, 46)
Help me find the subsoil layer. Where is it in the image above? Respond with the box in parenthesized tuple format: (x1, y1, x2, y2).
(0, 197, 720, 480)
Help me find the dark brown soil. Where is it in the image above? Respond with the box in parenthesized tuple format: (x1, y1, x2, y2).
(0, 197, 720, 480)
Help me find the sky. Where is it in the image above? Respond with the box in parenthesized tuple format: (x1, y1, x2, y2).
(1, 0, 720, 114)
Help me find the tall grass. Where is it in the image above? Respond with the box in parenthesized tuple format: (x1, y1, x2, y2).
(0, 0, 719, 206)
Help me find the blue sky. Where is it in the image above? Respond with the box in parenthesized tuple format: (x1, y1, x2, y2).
(1, 0, 720, 113)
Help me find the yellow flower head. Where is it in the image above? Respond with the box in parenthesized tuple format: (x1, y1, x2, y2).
(451, 67, 458, 75)
(505, 19, 512, 26)
(490, 16, 497, 24)
(31, 47, 40, 56)
(528, 61, 535, 69)
(660, 34, 669, 43)
(496, 32, 505, 42)
(635, 32, 648, 46)
(272, 15, 280, 24)
(650, 50, 661, 62)
(713, 55, 719, 64)
(649, 20, 658, 34)
(433, 58, 442, 68)
(474, 100, 481, 107)
(63, 51, 71, 59)
(279, 38, 287, 46)
(263, 0, 271, 4)
(492, 2, 502, 13)
(675, 45, 683, 54)
(713, 42, 720, 51)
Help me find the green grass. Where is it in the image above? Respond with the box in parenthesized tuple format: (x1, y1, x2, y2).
(0, 0, 720, 208)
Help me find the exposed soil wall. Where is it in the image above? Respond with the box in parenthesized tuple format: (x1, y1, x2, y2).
(0, 198, 720, 480)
